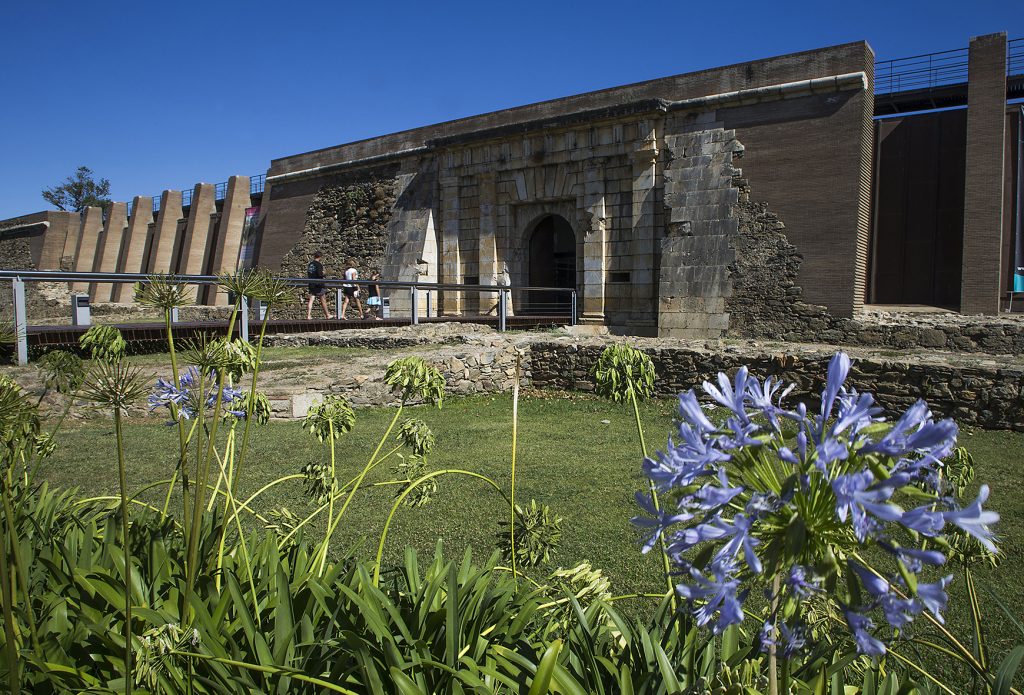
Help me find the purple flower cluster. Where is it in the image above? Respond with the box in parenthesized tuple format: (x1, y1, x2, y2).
(635, 353, 999, 656)
(148, 367, 247, 422)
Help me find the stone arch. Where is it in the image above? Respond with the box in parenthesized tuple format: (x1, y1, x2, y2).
(521, 212, 577, 314)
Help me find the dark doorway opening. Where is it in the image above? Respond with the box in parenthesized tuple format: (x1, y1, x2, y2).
(870, 110, 965, 308)
(525, 214, 575, 314)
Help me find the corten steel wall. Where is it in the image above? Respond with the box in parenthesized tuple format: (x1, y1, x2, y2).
(259, 42, 875, 319)
(719, 42, 875, 316)
(871, 110, 967, 307)
(1002, 107, 1021, 292)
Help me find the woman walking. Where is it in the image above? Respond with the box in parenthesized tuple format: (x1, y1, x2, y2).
(339, 257, 364, 320)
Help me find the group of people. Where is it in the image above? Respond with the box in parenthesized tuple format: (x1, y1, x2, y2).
(306, 252, 383, 321)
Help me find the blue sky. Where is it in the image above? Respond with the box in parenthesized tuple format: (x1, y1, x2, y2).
(0, 0, 1019, 218)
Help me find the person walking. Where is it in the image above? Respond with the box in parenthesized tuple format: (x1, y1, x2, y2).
(365, 271, 383, 320)
(339, 257, 364, 320)
(306, 251, 330, 320)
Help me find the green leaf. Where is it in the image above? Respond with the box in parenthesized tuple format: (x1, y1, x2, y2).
(994, 645, 1024, 695)
(389, 666, 428, 695)
(528, 639, 563, 695)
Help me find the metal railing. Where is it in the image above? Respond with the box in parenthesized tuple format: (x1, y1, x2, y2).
(875, 37, 1023, 96)
(875, 46, 969, 95)
(1010, 38, 1024, 77)
(127, 174, 266, 217)
(1, 269, 577, 365)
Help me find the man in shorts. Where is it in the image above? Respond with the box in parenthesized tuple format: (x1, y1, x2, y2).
(306, 251, 330, 320)
(339, 257, 364, 320)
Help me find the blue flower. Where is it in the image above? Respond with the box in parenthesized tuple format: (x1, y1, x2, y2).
(694, 469, 745, 509)
(713, 513, 763, 575)
(844, 610, 887, 656)
(833, 389, 882, 437)
(815, 354, 847, 440)
(916, 576, 953, 622)
(779, 623, 807, 658)
(943, 485, 999, 553)
(879, 594, 920, 630)
(745, 375, 793, 432)
(786, 565, 819, 599)
(900, 505, 946, 537)
(633, 492, 696, 554)
(888, 545, 946, 573)
(677, 561, 746, 634)
(677, 391, 717, 433)
(849, 561, 888, 597)
(832, 471, 903, 541)
(703, 367, 750, 424)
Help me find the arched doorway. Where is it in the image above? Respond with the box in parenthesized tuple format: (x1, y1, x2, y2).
(526, 214, 575, 314)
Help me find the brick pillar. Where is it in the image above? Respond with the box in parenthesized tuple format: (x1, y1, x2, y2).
(961, 32, 1007, 314)
(209, 176, 252, 304)
(112, 196, 154, 302)
(91, 201, 128, 301)
(630, 125, 659, 326)
(72, 206, 104, 291)
(478, 172, 499, 313)
(581, 164, 606, 321)
(149, 190, 184, 274)
(440, 176, 462, 314)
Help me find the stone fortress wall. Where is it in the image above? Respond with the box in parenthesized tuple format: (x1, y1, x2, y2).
(3, 33, 1019, 356)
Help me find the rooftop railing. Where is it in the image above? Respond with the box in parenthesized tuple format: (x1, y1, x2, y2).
(875, 36, 1023, 96)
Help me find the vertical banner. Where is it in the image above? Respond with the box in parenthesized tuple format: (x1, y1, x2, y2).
(1015, 107, 1024, 293)
(238, 206, 261, 270)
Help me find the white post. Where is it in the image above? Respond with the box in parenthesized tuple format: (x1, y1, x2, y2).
(240, 296, 249, 343)
(12, 278, 28, 366)
(410, 286, 419, 325)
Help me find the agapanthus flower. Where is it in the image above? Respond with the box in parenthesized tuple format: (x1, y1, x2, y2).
(943, 485, 999, 552)
(634, 352, 1000, 659)
(677, 560, 746, 634)
(844, 610, 887, 656)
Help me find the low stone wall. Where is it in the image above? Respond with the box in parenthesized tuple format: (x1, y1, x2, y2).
(527, 340, 1024, 430)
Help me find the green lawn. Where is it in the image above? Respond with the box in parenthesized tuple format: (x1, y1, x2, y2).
(38, 392, 1024, 683)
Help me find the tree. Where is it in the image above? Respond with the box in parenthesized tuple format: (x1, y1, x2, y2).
(42, 166, 111, 212)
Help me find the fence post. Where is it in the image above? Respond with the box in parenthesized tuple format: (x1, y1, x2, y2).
(240, 296, 249, 343)
(170, 306, 179, 323)
(570, 290, 577, 326)
(335, 288, 343, 319)
(410, 286, 419, 325)
(426, 290, 432, 317)
(498, 290, 507, 332)
(12, 278, 28, 366)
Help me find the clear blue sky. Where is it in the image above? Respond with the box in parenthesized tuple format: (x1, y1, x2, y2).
(0, 0, 1019, 219)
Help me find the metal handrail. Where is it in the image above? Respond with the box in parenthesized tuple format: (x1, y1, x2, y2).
(3, 269, 578, 364)
(875, 36, 1022, 95)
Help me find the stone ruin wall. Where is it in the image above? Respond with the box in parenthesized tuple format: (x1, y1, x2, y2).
(276, 178, 397, 318)
(527, 340, 1024, 430)
(723, 166, 1024, 356)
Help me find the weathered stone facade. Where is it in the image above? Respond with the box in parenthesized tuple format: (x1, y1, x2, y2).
(280, 179, 396, 281)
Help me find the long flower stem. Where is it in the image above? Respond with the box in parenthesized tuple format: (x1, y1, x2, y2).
(318, 405, 404, 576)
(315, 421, 337, 575)
(164, 310, 190, 540)
(373, 470, 506, 585)
(630, 391, 677, 607)
(510, 360, 519, 579)
(232, 311, 271, 495)
(114, 408, 133, 695)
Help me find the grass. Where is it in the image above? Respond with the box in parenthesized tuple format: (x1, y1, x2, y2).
(37, 392, 1024, 685)
(40, 393, 673, 601)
